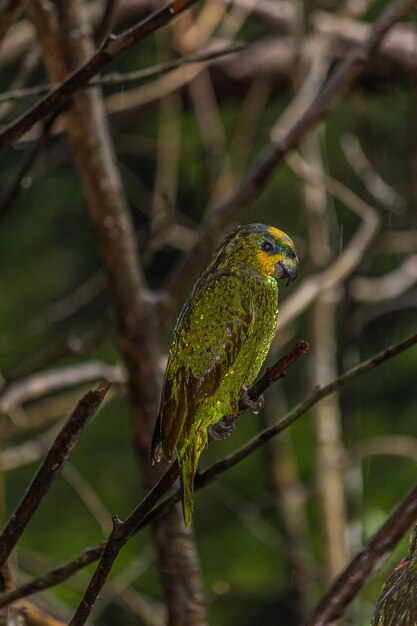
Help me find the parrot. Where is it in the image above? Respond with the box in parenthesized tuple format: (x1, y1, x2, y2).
(151, 223, 299, 527)
(371, 523, 417, 626)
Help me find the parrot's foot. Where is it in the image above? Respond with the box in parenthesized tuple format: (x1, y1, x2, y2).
(208, 416, 235, 441)
(239, 386, 264, 414)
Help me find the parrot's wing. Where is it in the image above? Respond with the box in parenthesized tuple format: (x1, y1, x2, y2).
(158, 272, 254, 460)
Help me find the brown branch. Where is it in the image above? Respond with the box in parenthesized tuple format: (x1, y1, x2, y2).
(67, 461, 180, 626)
(0, 330, 415, 608)
(15, 599, 66, 626)
(94, 0, 118, 43)
(161, 0, 416, 316)
(346, 435, 417, 466)
(0, 361, 124, 413)
(195, 330, 417, 485)
(301, 482, 417, 626)
(0, 43, 244, 105)
(0, 342, 306, 610)
(272, 160, 380, 333)
(24, 0, 206, 623)
(0, 381, 111, 569)
(66, 340, 308, 625)
(350, 254, 417, 303)
(0, 0, 199, 149)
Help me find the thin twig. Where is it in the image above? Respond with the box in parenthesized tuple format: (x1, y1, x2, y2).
(66, 341, 309, 625)
(0, 362, 124, 413)
(161, 0, 416, 317)
(68, 461, 180, 625)
(0, 331, 415, 608)
(350, 255, 417, 303)
(0, 0, 200, 148)
(301, 482, 417, 626)
(0, 381, 111, 569)
(0, 44, 244, 105)
(94, 0, 118, 44)
(197, 331, 417, 483)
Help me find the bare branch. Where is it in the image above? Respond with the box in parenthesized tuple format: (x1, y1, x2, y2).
(0, 46, 39, 121)
(301, 483, 417, 626)
(341, 132, 403, 209)
(273, 151, 380, 334)
(0, 43, 244, 105)
(67, 461, 180, 626)
(0, 0, 199, 148)
(374, 231, 417, 254)
(0, 545, 106, 610)
(350, 254, 417, 303)
(0, 331, 415, 608)
(0, 362, 124, 413)
(23, 0, 206, 622)
(14, 599, 66, 626)
(197, 330, 417, 484)
(66, 340, 307, 625)
(94, 0, 118, 44)
(345, 435, 417, 466)
(0, 381, 111, 569)
(162, 0, 414, 317)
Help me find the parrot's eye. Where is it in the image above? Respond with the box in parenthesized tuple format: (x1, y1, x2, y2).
(261, 241, 273, 253)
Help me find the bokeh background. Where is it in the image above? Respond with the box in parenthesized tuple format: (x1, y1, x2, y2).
(0, 0, 417, 624)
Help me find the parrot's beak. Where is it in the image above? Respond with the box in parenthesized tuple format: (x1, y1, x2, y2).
(276, 253, 298, 287)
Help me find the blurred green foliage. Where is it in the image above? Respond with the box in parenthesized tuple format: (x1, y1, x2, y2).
(0, 2, 417, 625)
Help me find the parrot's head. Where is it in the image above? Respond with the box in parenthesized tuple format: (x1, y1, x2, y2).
(225, 224, 299, 285)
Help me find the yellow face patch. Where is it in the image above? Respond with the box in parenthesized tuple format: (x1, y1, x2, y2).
(256, 249, 283, 275)
(254, 226, 295, 275)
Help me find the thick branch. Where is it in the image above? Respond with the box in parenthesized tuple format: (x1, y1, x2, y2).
(1, 331, 415, 610)
(162, 0, 415, 315)
(0, 381, 110, 569)
(24, 1, 207, 623)
(66, 340, 308, 625)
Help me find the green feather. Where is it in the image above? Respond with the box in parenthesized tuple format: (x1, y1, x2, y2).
(151, 224, 298, 526)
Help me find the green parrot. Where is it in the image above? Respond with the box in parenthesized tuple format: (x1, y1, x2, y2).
(151, 223, 299, 526)
(371, 524, 417, 625)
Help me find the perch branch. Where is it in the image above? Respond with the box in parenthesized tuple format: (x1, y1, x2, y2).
(197, 331, 417, 482)
(0, 381, 111, 569)
(0, 330, 415, 608)
(66, 340, 308, 625)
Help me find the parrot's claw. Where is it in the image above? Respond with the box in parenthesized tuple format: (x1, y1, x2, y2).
(208, 416, 236, 441)
(239, 386, 264, 414)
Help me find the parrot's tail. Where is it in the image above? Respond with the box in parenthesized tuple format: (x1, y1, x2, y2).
(179, 462, 195, 528)
(178, 435, 205, 527)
